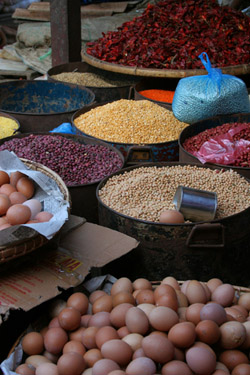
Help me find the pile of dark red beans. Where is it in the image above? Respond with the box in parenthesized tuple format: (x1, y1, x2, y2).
(0, 134, 123, 186)
(183, 122, 250, 167)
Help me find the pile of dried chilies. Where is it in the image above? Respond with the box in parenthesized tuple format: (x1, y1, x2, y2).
(86, 0, 250, 70)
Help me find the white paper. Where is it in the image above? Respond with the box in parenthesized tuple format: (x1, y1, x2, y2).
(0, 150, 70, 239)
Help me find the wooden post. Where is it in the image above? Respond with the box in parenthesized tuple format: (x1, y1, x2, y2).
(50, 0, 81, 67)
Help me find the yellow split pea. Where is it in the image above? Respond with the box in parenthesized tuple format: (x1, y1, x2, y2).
(0, 116, 19, 139)
(74, 99, 189, 144)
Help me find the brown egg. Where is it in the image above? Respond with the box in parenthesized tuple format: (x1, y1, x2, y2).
(67, 292, 89, 315)
(212, 284, 235, 307)
(161, 276, 181, 290)
(82, 326, 99, 349)
(112, 291, 136, 307)
(9, 191, 27, 205)
(186, 280, 208, 304)
(135, 289, 155, 305)
(155, 294, 178, 312)
(207, 278, 223, 293)
(10, 171, 26, 187)
(159, 210, 185, 224)
(132, 278, 152, 290)
(84, 348, 103, 367)
(225, 307, 247, 323)
(88, 311, 111, 328)
(0, 223, 11, 230)
(95, 326, 119, 349)
(0, 193, 11, 215)
(239, 293, 250, 312)
(0, 183, 16, 196)
(6, 204, 31, 225)
(57, 352, 86, 375)
(220, 321, 246, 349)
(0, 216, 7, 225)
(92, 358, 120, 375)
(161, 360, 193, 375)
(16, 177, 35, 199)
(44, 327, 68, 355)
(133, 347, 146, 359)
(110, 303, 134, 328)
(69, 326, 86, 342)
(200, 303, 228, 326)
(241, 321, 250, 349)
(22, 332, 44, 356)
(232, 364, 250, 375)
(149, 306, 179, 331)
(58, 307, 81, 331)
(125, 306, 149, 335)
(178, 306, 188, 322)
(63, 339, 86, 355)
(80, 314, 91, 328)
(35, 211, 53, 222)
(117, 326, 130, 338)
(25, 355, 52, 368)
(195, 320, 221, 345)
(101, 339, 133, 366)
(43, 350, 59, 363)
(111, 277, 133, 296)
(154, 283, 177, 301)
(168, 321, 196, 348)
(0, 170, 10, 186)
(185, 303, 205, 325)
(176, 290, 189, 308)
(89, 290, 108, 304)
(15, 363, 35, 375)
(186, 346, 217, 375)
(126, 357, 156, 375)
(219, 350, 249, 372)
(49, 317, 60, 329)
(142, 334, 175, 364)
(36, 362, 58, 375)
(92, 294, 113, 313)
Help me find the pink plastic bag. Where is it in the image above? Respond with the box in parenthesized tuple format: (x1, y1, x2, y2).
(194, 124, 250, 165)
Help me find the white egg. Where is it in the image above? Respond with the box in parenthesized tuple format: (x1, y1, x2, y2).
(23, 199, 42, 219)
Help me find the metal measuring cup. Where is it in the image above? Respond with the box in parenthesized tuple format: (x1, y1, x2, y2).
(173, 185, 218, 222)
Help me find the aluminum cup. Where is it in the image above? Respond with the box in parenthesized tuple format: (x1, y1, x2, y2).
(173, 185, 217, 222)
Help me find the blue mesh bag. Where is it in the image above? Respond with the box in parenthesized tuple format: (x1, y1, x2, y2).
(172, 52, 250, 124)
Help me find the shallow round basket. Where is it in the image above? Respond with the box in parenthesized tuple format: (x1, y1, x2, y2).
(0, 159, 71, 264)
(7, 280, 250, 360)
(82, 48, 250, 78)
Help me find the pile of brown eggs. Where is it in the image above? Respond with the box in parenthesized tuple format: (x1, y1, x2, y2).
(0, 170, 53, 230)
(14, 277, 250, 375)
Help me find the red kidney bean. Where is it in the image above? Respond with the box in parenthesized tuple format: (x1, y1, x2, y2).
(0, 134, 123, 186)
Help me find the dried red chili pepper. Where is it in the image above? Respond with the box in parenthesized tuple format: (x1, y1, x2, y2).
(86, 0, 250, 70)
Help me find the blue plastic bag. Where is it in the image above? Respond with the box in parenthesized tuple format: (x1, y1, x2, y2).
(172, 52, 250, 124)
(50, 123, 77, 134)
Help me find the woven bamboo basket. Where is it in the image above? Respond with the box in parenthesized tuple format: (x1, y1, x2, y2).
(0, 158, 71, 264)
(7, 280, 250, 360)
(82, 49, 250, 78)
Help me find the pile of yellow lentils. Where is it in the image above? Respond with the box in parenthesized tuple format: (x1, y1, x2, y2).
(74, 100, 189, 144)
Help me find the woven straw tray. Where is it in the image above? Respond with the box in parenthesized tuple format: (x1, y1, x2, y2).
(82, 48, 250, 78)
(7, 280, 250, 360)
(0, 158, 71, 265)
